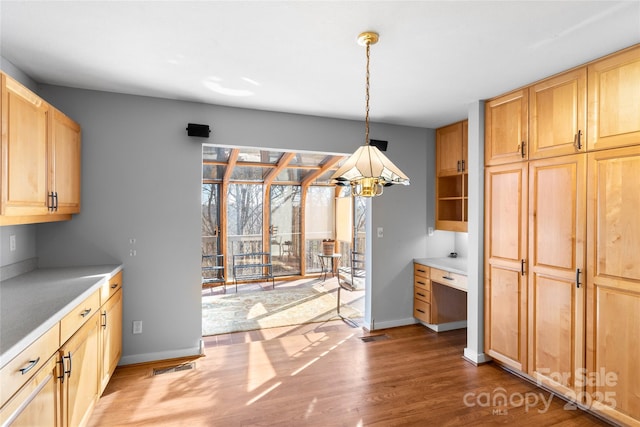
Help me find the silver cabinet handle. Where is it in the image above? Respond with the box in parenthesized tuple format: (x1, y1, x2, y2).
(19, 357, 40, 375)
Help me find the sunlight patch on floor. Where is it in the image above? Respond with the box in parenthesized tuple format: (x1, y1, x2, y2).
(247, 343, 276, 392)
(245, 381, 282, 406)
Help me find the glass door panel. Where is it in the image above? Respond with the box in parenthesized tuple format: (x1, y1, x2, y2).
(226, 183, 263, 273)
(305, 186, 334, 273)
(201, 183, 224, 284)
(270, 185, 301, 276)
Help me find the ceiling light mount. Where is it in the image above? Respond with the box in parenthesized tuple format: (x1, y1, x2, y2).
(357, 31, 379, 47)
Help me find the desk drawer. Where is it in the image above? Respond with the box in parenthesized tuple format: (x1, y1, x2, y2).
(60, 288, 100, 344)
(431, 268, 468, 291)
(414, 274, 431, 292)
(414, 299, 431, 323)
(101, 270, 123, 304)
(414, 263, 430, 279)
(414, 286, 431, 303)
(0, 323, 60, 408)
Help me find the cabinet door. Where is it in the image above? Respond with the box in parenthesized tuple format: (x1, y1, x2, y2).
(586, 146, 640, 425)
(436, 120, 468, 232)
(527, 155, 586, 399)
(587, 45, 640, 151)
(60, 313, 100, 427)
(484, 162, 528, 371)
(99, 289, 122, 394)
(529, 68, 587, 159)
(0, 355, 61, 427)
(436, 121, 463, 176)
(1, 74, 50, 216)
(50, 109, 81, 214)
(485, 89, 528, 166)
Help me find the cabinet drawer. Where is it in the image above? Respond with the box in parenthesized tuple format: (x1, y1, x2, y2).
(414, 263, 430, 279)
(0, 354, 59, 426)
(414, 286, 431, 303)
(60, 288, 100, 344)
(101, 270, 123, 304)
(414, 275, 431, 292)
(414, 299, 431, 323)
(431, 267, 468, 291)
(0, 323, 60, 408)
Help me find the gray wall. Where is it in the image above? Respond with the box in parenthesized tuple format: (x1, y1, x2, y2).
(34, 84, 436, 363)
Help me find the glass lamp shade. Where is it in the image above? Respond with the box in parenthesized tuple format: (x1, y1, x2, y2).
(331, 145, 410, 197)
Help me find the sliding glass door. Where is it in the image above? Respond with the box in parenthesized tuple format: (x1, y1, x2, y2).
(226, 183, 263, 273)
(270, 185, 301, 275)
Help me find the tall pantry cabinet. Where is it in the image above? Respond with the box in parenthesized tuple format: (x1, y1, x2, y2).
(484, 44, 640, 426)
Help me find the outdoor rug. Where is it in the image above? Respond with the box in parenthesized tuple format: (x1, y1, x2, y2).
(202, 286, 362, 336)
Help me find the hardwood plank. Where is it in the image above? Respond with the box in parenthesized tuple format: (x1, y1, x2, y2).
(89, 323, 609, 426)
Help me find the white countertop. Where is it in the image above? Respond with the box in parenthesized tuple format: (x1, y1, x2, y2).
(0, 264, 122, 368)
(413, 257, 467, 276)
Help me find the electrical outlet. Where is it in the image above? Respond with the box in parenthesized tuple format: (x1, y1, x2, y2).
(133, 321, 143, 334)
(377, 227, 383, 238)
(9, 235, 16, 252)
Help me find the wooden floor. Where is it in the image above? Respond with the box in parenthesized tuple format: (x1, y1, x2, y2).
(89, 322, 610, 426)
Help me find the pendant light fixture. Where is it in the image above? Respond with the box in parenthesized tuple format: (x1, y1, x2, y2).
(331, 31, 410, 197)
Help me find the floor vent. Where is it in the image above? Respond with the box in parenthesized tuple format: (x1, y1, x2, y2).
(359, 334, 390, 343)
(153, 362, 195, 376)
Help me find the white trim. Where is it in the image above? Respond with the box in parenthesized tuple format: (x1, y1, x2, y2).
(371, 317, 416, 330)
(119, 345, 201, 366)
(419, 320, 467, 332)
(463, 347, 492, 365)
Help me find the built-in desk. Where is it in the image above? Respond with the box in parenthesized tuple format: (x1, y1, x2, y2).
(413, 257, 467, 332)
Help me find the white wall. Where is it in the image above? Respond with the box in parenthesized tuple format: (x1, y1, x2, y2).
(34, 85, 435, 363)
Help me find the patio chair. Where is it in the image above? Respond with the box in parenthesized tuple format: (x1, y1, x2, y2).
(336, 251, 365, 325)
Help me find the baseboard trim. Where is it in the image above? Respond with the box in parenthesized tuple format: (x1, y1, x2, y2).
(419, 320, 467, 332)
(463, 348, 492, 365)
(119, 345, 201, 366)
(370, 317, 416, 330)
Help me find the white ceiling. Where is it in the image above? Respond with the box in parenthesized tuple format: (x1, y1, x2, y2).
(1, 1, 639, 128)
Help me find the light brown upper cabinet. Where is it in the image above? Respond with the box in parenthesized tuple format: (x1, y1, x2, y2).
(51, 109, 81, 214)
(435, 120, 468, 232)
(485, 89, 528, 166)
(0, 72, 81, 225)
(529, 68, 587, 159)
(1, 73, 50, 218)
(587, 45, 640, 151)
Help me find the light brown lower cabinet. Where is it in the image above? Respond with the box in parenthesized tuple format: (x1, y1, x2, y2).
(527, 154, 586, 399)
(585, 145, 640, 426)
(0, 272, 123, 427)
(100, 288, 122, 394)
(484, 162, 528, 372)
(413, 264, 431, 323)
(60, 313, 100, 427)
(0, 355, 61, 426)
(414, 263, 467, 326)
(485, 146, 640, 426)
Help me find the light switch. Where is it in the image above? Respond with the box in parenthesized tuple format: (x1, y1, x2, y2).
(377, 227, 383, 238)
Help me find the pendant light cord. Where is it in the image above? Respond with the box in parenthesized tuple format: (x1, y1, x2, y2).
(365, 40, 371, 146)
